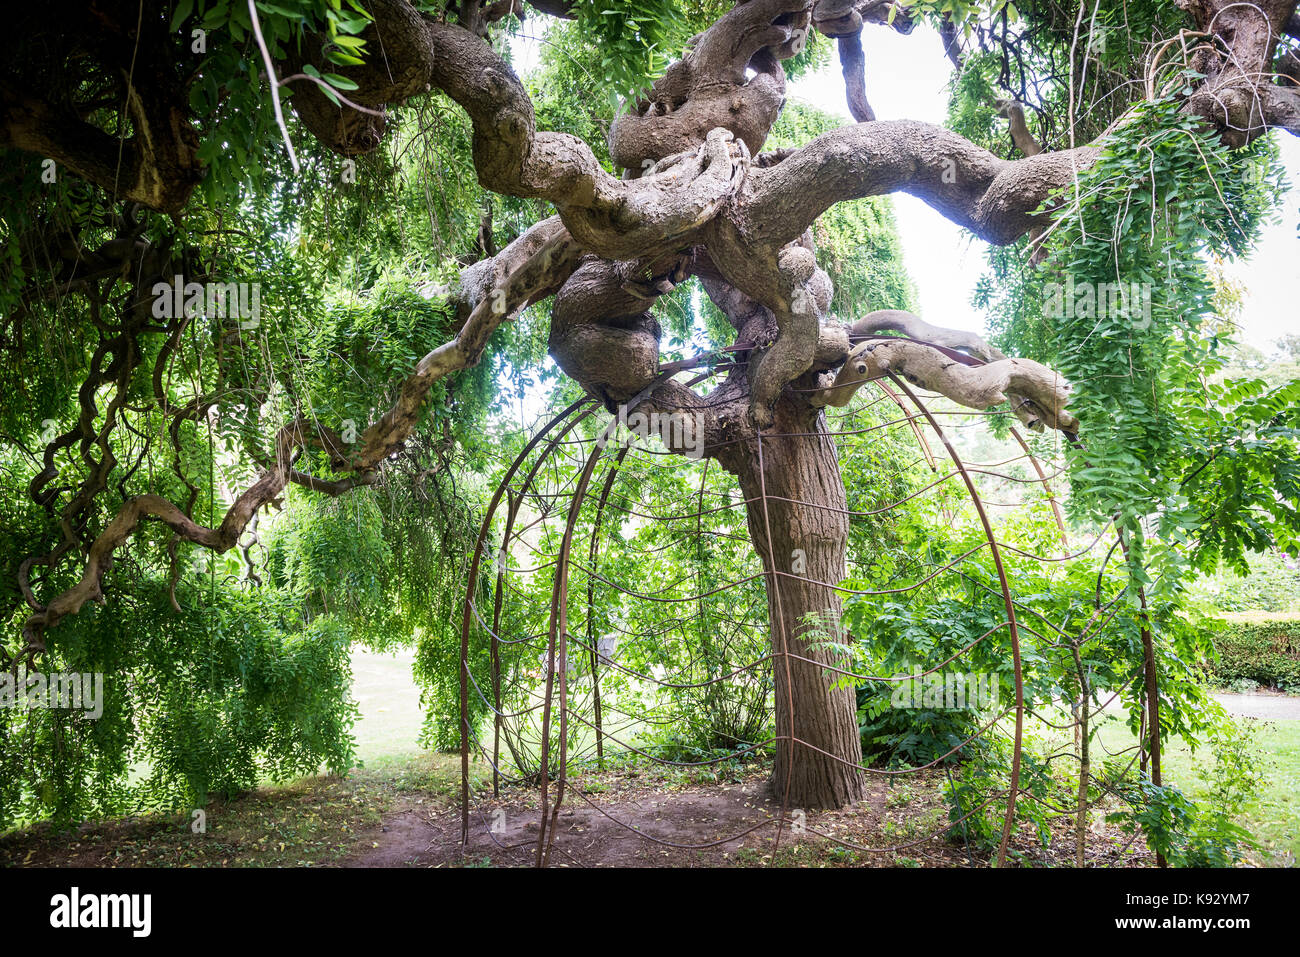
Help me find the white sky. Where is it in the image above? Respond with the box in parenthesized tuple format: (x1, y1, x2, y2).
(789, 25, 1300, 353)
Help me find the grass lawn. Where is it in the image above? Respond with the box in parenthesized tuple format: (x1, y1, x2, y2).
(350, 645, 426, 768)
(0, 751, 476, 867)
(1092, 710, 1299, 865)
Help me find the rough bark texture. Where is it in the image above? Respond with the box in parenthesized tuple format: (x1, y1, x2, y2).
(608, 0, 797, 173)
(0, 4, 203, 213)
(817, 334, 1078, 435)
(729, 397, 865, 809)
(1177, 0, 1300, 143)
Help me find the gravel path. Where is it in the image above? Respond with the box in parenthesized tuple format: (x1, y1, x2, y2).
(1211, 692, 1300, 721)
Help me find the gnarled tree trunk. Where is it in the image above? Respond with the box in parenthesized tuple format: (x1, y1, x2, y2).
(731, 396, 865, 809)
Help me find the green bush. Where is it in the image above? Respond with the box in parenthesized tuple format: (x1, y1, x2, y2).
(1201, 616, 1300, 692)
(0, 580, 360, 830)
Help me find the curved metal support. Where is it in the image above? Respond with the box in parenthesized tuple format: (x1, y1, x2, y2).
(538, 413, 624, 866)
(586, 443, 632, 769)
(886, 374, 1026, 869)
(1009, 426, 1069, 553)
(459, 399, 592, 846)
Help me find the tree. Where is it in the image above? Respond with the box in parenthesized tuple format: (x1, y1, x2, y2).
(2, 0, 1298, 811)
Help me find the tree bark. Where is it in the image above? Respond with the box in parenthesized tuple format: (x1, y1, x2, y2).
(731, 395, 865, 809)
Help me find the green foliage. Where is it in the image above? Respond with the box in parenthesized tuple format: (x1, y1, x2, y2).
(133, 587, 359, 810)
(307, 278, 494, 444)
(570, 0, 694, 105)
(1199, 616, 1300, 692)
(528, 23, 620, 171)
(1, 0, 1290, 874)
(266, 488, 397, 637)
(0, 581, 357, 830)
(0, 61, 506, 828)
(1004, 98, 1285, 528)
(565, 0, 827, 106)
(970, 104, 1297, 871)
(942, 734, 1060, 855)
(169, 1, 380, 205)
(1194, 550, 1300, 613)
(556, 448, 774, 765)
(829, 458, 1230, 857)
(938, 0, 1196, 149)
(943, 42, 1292, 863)
(1107, 718, 1261, 867)
(953, 17, 1295, 590)
(902, 0, 1024, 37)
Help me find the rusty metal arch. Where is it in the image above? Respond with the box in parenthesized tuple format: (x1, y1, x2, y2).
(456, 371, 1138, 868)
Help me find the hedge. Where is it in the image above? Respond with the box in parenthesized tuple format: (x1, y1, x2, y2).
(1201, 615, 1300, 692)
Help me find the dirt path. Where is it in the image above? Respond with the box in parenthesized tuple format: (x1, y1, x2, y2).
(344, 766, 1150, 868)
(350, 777, 803, 867)
(0, 758, 1158, 869)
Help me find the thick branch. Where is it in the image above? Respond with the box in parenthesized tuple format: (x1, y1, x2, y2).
(810, 310, 1077, 436)
(813, 0, 914, 122)
(847, 308, 1005, 360)
(21, 420, 325, 645)
(811, 0, 914, 37)
(22, 216, 582, 647)
(739, 119, 1102, 247)
(0, 74, 200, 213)
(608, 0, 806, 173)
(837, 33, 875, 123)
(355, 216, 581, 463)
(1177, 0, 1299, 145)
(814, 337, 1077, 435)
(996, 98, 1043, 156)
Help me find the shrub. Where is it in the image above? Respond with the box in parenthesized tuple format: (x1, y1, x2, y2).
(0, 581, 360, 830)
(1200, 616, 1300, 692)
(1106, 717, 1261, 867)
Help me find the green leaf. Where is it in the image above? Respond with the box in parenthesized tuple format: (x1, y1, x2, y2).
(171, 0, 196, 31)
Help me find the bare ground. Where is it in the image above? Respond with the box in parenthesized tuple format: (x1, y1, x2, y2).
(345, 763, 1153, 868)
(1, 755, 1155, 869)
